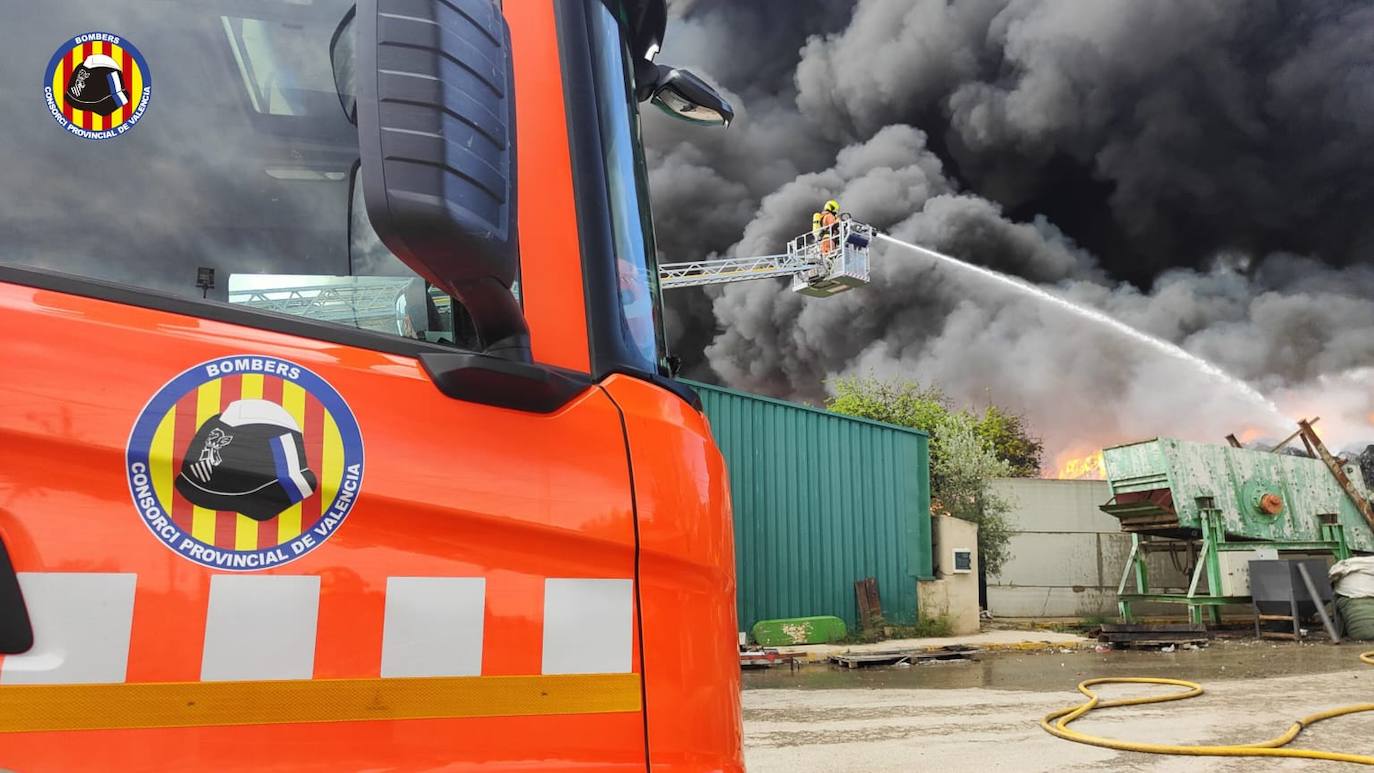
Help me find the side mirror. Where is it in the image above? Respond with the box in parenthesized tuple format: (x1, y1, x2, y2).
(639, 63, 733, 127)
(354, 0, 527, 359)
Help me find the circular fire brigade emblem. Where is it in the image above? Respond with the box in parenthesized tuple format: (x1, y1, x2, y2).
(126, 356, 365, 571)
(43, 32, 151, 140)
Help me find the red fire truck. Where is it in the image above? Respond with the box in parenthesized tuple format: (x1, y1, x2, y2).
(0, 0, 741, 769)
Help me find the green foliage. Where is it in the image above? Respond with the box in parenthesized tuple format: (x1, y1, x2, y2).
(904, 613, 954, 639)
(825, 377, 948, 433)
(827, 376, 1029, 577)
(838, 613, 954, 644)
(973, 406, 1044, 478)
(932, 413, 1015, 576)
(827, 377, 1042, 485)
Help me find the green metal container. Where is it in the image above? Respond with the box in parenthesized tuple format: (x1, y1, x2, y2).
(687, 381, 933, 631)
(1102, 437, 1374, 551)
(751, 616, 848, 646)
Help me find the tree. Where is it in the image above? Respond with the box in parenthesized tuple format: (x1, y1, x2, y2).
(827, 377, 1042, 480)
(931, 413, 1015, 576)
(826, 376, 1031, 576)
(973, 406, 1044, 478)
(825, 377, 948, 432)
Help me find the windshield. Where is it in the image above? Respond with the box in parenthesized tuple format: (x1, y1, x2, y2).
(589, 1, 667, 372)
(0, 0, 469, 348)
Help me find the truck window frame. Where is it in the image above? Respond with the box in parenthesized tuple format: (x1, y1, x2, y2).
(555, 0, 672, 384)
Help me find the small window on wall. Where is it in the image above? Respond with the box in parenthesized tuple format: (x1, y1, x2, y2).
(952, 549, 973, 574)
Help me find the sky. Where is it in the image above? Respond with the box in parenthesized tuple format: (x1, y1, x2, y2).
(644, 0, 1374, 471)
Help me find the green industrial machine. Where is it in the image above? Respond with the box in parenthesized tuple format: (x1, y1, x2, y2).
(1101, 426, 1374, 624)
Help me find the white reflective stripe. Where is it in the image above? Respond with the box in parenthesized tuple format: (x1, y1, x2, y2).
(1, 573, 137, 685)
(380, 577, 485, 677)
(201, 575, 319, 681)
(541, 579, 634, 675)
(276, 434, 312, 499)
(3, 573, 634, 684)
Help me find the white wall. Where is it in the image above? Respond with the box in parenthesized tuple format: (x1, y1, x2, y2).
(986, 478, 1189, 618)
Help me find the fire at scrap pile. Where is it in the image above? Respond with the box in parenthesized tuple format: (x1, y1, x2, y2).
(1056, 451, 1104, 481)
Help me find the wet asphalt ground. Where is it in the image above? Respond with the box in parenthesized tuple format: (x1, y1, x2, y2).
(742, 640, 1374, 772)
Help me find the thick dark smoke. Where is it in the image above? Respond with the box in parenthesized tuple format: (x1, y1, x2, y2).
(646, 0, 1374, 465)
(794, 0, 1374, 281)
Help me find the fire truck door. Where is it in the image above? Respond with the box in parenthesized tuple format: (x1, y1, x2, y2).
(0, 276, 647, 771)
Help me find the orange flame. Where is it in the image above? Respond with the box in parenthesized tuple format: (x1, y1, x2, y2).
(1055, 450, 1105, 480)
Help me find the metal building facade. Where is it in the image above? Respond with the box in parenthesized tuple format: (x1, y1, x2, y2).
(687, 381, 933, 630)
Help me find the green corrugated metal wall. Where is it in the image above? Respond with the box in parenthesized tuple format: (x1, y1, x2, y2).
(687, 381, 933, 631)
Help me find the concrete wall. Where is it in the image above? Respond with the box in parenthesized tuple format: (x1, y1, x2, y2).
(986, 478, 1190, 618)
(917, 515, 980, 634)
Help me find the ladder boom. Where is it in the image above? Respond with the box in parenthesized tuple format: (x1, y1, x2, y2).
(658, 219, 876, 297)
(659, 253, 815, 289)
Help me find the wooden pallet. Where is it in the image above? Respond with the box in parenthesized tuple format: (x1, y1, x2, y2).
(739, 648, 804, 669)
(830, 646, 982, 669)
(1099, 623, 1209, 649)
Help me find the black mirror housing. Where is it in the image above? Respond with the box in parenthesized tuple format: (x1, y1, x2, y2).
(355, 0, 527, 359)
(647, 65, 733, 127)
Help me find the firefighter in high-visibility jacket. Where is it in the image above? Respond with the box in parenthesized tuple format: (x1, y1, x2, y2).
(813, 199, 840, 257)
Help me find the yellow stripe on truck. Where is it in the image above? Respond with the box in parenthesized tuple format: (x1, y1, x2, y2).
(0, 673, 642, 733)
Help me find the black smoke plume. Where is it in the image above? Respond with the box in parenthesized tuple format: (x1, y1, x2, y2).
(647, 0, 1374, 466)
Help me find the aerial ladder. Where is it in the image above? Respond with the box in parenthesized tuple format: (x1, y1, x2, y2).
(659, 216, 877, 297)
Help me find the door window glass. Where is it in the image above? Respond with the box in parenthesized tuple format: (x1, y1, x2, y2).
(588, 2, 667, 371)
(0, 0, 474, 349)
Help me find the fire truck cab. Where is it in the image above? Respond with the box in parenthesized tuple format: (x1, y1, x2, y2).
(0, 1, 741, 770)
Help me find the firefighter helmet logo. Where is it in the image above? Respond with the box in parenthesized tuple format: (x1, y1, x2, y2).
(190, 428, 235, 483)
(44, 32, 151, 140)
(126, 356, 365, 571)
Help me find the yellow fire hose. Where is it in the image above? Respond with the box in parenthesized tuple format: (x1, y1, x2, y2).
(1041, 650, 1374, 764)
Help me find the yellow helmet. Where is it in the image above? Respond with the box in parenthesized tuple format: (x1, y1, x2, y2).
(824, 199, 840, 213)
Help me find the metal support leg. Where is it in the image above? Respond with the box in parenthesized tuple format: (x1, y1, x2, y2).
(1201, 512, 1226, 627)
(1297, 563, 1341, 644)
(1133, 534, 1149, 598)
(1186, 536, 1209, 625)
(1333, 524, 1350, 562)
(1117, 534, 1142, 623)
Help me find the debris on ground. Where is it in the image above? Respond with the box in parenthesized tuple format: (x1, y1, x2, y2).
(830, 645, 982, 669)
(1099, 622, 1209, 650)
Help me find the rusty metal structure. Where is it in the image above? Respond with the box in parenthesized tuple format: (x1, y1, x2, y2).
(1100, 421, 1374, 623)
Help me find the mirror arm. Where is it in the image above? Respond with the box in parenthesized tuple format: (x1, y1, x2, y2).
(633, 58, 661, 103)
(450, 276, 531, 361)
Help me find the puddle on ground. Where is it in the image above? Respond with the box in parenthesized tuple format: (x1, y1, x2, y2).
(741, 640, 1372, 693)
